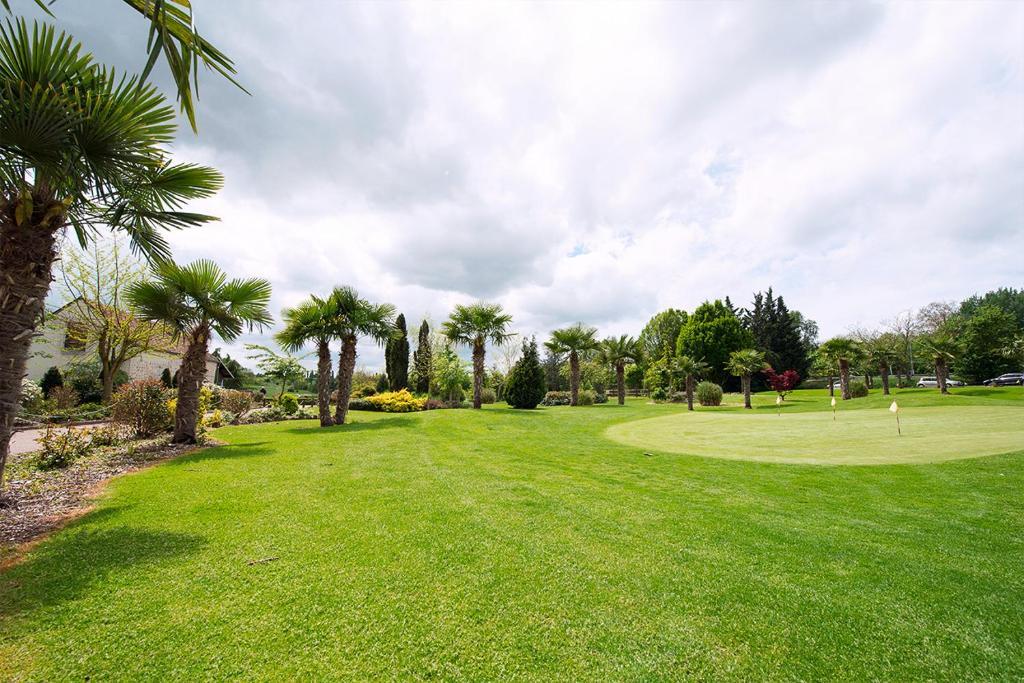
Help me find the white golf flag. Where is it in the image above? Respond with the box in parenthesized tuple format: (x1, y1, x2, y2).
(830, 397, 836, 408)
(889, 401, 899, 413)
(776, 395, 783, 405)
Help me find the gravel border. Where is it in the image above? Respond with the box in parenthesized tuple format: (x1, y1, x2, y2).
(1, 436, 210, 559)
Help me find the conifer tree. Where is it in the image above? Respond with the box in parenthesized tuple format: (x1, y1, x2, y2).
(504, 337, 546, 409)
(385, 313, 410, 390)
(413, 320, 432, 394)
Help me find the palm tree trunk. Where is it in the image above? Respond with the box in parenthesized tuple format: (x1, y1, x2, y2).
(334, 334, 357, 424)
(472, 340, 484, 409)
(828, 374, 835, 397)
(881, 365, 891, 395)
(936, 357, 949, 394)
(316, 338, 333, 427)
(173, 326, 210, 444)
(742, 375, 752, 409)
(686, 374, 694, 411)
(0, 209, 61, 494)
(569, 351, 580, 406)
(839, 360, 851, 400)
(616, 362, 625, 405)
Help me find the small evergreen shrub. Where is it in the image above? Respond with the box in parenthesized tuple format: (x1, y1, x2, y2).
(353, 385, 377, 398)
(650, 387, 667, 401)
(696, 382, 723, 406)
(593, 388, 608, 404)
(670, 392, 687, 403)
(40, 366, 64, 396)
(376, 374, 390, 393)
(278, 393, 299, 415)
(578, 389, 596, 406)
(239, 405, 287, 423)
(423, 398, 447, 410)
(36, 426, 92, 469)
(160, 368, 173, 388)
(480, 387, 497, 404)
(849, 381, 869, 398)
(541, 391, 572, 406)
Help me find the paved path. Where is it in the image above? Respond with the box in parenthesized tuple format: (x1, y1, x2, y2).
(9, 428, 46, 455)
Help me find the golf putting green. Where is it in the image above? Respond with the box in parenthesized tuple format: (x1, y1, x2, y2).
(606, 405, 1024, 465)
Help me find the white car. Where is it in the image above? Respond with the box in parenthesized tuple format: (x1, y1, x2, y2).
(917, 376, 964, 388)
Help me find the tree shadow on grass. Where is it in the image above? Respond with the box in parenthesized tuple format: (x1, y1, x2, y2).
(161, 442, 276, 467)
(0, 522, 206, 619)
(280, 415, 418, 435)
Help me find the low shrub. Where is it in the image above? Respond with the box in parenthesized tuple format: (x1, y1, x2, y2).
(578, 389, 596, 406)
(49, 385, 79, 410)
(36, 426, 92, 469)
(85, 423, 129, 448)
(112, 380, 172, 438)
(480, 387, 497, 404)
(593, 389, 608, 404)
(849, 381, 869, 398)
(650, 387, 667, 401)
(239, 405, 287, 423)
(423, 398, 447, 410)
(696, 381, 723, 407)
(206, 409, 226, 428)
(277, 393, 299, 415)
(541, 391, 571, 406)
(348, 398, 375, 411)
(353, 385, 377, 398)
(669, 391, 687, 403)
(367, 389, 426, 413)
(218, 389, 253, 419)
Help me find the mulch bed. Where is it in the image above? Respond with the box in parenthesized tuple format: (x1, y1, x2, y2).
(1, 437, 208, 557)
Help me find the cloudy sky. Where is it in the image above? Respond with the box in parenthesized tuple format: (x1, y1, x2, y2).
(30, 1, 1024, 371)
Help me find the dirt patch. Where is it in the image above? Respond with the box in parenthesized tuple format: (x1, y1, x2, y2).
(1, 437, 216, 562)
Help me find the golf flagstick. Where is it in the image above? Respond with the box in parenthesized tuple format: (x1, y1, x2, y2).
(831, 396, 836, 421)
(776, 394, 782, 416)
(890, 400, 901, 436)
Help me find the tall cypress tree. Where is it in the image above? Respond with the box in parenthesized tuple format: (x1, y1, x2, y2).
(386, 313, 410, 390)
(413, 319, 431, 394)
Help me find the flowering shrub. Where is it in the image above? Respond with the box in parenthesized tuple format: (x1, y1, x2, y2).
(541, 391, 571, 406)
(696, 381, 723, 407)
(368, 389, 426, 412)
(20, 378, 44, 413)
(237, 405, 316, 424)
(206, 409, 226, 428)
(112, 380, 172, 438)
(36, 426, 92, 469)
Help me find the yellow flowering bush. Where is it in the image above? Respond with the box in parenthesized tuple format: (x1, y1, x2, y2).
(366, 389, 426, 413)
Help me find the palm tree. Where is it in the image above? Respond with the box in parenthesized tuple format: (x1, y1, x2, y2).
(600, 336, 641, 405)
(918, 334, 959, 395)
(727, 349, 768, 409)
(276, 296, 337, 427)
(127, 260, 272, 444)
(864, 333, 901, 396)
(327, 287, 395, 425)
(0, 20, 223, 491)
(817, 337, 862, 400)
(442, 303, 514, 409)
(674, 355, 708, 411)
(546, 324, 600, 406)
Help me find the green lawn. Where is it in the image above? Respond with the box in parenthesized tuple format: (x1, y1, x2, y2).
(2, 387, 1022, 680)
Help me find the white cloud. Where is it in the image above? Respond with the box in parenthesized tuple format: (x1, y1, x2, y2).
(30, 1, 1024, 369)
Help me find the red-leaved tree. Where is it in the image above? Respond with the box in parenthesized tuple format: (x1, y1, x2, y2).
(764, 367, 800, 400)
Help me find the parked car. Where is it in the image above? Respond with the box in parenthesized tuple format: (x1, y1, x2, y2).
(983, 372, 1024, 386)
(916, 376, 965, 388)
